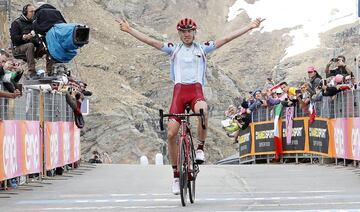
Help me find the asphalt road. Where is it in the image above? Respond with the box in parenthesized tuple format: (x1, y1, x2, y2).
(1, 164, 360, 211)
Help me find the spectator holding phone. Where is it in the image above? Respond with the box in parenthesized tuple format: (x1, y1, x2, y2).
(325, 55, 353, 79)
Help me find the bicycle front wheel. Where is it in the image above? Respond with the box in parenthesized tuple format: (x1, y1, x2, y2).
(188, 135, 198, 204)
(179, 138, 188, 206)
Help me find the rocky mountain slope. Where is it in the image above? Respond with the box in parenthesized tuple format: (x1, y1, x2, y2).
(10, 0, 360, 164)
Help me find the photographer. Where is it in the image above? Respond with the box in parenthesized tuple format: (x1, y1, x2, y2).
(325, 55, 353, 79)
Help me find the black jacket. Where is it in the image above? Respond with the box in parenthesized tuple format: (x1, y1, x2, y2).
(10, 15, 35, 47)
(33, 4, 66, 35)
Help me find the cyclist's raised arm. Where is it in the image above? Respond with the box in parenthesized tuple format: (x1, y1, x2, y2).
(214, 18, 264, 49)
(118, 19, 163, 50)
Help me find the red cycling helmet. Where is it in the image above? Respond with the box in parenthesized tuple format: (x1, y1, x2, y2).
(177, 18, 197, 31)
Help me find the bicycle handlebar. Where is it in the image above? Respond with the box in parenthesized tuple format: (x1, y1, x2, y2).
(159, 109, 206, 131)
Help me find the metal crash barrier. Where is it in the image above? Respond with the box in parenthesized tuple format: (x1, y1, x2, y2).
(238, 90, 360, 164)
(0, 86, 81, 188)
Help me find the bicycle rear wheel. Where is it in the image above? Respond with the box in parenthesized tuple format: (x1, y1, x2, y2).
(188, 135, 198, 204)
(179, 138, 188, 206)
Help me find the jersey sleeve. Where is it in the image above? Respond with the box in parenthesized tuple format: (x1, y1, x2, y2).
(200, 40, 216, 55)
(160, 42, 177, 55)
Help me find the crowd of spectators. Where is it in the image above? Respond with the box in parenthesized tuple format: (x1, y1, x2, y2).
(222, 55, 360, 143)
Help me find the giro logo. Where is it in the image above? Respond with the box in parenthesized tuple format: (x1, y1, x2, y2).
(3, 135, 18, 177)
(63, 126, 70, 164)
(352, 128, 360, 158)
(50, 133, 59, 167)
(25, 134, 40, 171)
(334, 128, 345, 156)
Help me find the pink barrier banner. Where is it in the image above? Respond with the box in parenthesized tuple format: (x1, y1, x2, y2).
(45, 122, 63, 170)
(45, 122, 79, 170)
(0, 121, 23, 180)
(74, 125, 81, 162)
(333, 118, 350, 159)
(351, 118, 360, 160)
(22, 121, 42, 175)
(61, 122, 74, 165)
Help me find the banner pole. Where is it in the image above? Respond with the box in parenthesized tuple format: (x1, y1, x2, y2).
(39, 88, 45, 179)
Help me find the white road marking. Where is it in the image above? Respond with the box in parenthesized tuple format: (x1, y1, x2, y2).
(27, 202, 360, 211)
(59, 190, 342, 198)
(17, 194, 358, 205)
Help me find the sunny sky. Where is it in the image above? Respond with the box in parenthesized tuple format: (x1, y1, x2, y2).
(228, 0, 358, 60)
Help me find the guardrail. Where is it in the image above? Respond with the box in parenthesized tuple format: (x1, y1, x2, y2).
(238, 90, 360, 164)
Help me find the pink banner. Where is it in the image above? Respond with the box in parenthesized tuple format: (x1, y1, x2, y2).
(74, 125, 81, 162)
(45, 122, 63, 170)
(23, 121, 42, 175)
(46, 122, 80, 170)
(351, 118, 360, 160)
(61, 122, 74, 165)
(333, 118, 349, 159)
(285, 106, 294, 145)
(1, 121, 23, 180)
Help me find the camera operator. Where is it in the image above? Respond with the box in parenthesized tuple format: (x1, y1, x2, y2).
(10, 4, 45, 79)
(325, 55, 353, 79)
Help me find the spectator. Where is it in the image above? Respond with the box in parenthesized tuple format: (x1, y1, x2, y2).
(307, 66, 322, 94)
(264, 88, 281, 107)
(0, 50, 21, 98)
(321, 74, 348, 97)
(224, 105, 237, 118)
(89, 150, 102, 163)
(279, 81, 298, 107)
(325, 55, 353, 78)
(246, 89, 267, 113)
(297, 82, 311, 110)
(1, 60, 24, 93)
(279, 82, 297, 99)
(344, 75, 354, 89)
(10, 4, 45, 79)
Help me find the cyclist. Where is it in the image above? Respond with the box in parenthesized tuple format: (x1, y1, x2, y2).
(118, 17, 264, 195)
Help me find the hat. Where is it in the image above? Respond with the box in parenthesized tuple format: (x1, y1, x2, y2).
(307, 66, 317, 73)
(335, 74, 344, 84)
(252, 89, 261, 98)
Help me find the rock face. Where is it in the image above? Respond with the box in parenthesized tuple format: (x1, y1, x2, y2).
(11, 0, 359, 164)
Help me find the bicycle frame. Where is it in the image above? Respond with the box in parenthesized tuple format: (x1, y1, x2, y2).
(159, 106, 205, 206)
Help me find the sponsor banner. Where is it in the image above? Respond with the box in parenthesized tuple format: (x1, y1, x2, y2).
(351, 118, 360, 160)
(308, 119, 330, 154)
(74, 125, 81, 162)
(0, 121, 23, 180)
(22, 121, 42, 175)
(238, 127, 252, 157)
(333, 118, 350, 159)
(62, 122, 74, 165)
(281, 119, 306, 151)
(254, 122, 275, 153)
(45, 122, 63, 170)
